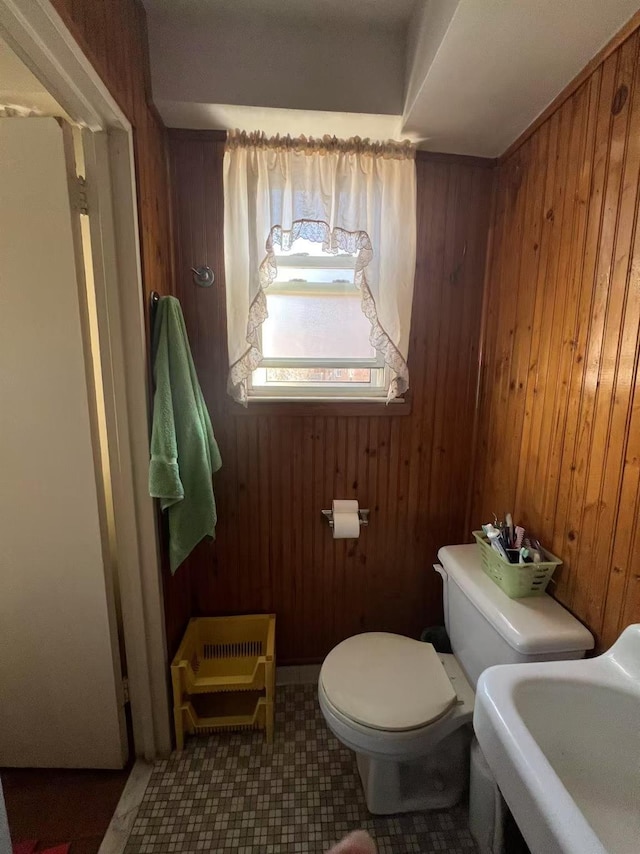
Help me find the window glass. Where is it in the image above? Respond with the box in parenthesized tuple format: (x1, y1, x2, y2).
(262, 292, 374, 361)
(250, 237, 386, 397)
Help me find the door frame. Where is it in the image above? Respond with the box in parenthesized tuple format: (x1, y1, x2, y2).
(0, 0, 172, 760)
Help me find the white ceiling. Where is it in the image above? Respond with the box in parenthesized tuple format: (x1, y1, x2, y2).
(146, 4, 407, 117)
(0, 33, 68, 117)
(144, 0, 640, 157)
(143, 0, 417, 28)
(404, 0, 640, 156)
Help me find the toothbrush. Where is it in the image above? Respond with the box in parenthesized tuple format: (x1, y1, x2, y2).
(526, 536, 543, 563)
(483, 523, 500, 538)
(505, 513, 514, 548)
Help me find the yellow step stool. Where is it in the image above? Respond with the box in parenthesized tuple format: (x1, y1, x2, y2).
(171, 614, 275, 750)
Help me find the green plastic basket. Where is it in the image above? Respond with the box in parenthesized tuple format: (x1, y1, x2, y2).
(472, 531, 562, 598)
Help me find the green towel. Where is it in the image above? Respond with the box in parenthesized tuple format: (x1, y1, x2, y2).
(149, 296, 222, 573)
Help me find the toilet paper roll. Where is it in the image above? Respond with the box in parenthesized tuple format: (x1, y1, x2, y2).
(332, 499, 359, 514)
(332, 512, 360, 539)
(332, 499, 360, 539)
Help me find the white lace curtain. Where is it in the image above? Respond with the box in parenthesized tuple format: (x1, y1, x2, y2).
(223, 131, 417, 403)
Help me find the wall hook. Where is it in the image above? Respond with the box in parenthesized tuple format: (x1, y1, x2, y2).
(191, 265, 215, 287)
(149, 290, 160, 327)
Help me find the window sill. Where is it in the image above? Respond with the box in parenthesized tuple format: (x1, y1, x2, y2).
(229, 395, 412, 417)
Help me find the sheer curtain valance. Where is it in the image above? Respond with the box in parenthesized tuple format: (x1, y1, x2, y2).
(223, 130, 417, 403)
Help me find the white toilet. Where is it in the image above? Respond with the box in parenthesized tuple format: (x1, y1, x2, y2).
(318, 543, 594, 816)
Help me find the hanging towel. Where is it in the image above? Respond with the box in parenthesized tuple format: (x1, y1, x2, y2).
(149, 296, 222, 573)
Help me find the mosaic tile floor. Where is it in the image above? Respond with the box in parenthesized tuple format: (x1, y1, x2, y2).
(125, 685, 477, 853)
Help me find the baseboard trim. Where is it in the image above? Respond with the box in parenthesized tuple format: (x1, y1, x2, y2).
(276, 664, 322, 685)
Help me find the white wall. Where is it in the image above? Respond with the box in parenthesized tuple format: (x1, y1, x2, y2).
(155, 101, 409, 140)
(148, 11, 406, 118)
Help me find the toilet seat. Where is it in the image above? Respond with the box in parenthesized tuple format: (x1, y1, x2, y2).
(320, 632, 458, 731)
(318, 651, 475, 763)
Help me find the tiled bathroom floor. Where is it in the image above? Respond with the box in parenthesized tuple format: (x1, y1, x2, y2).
(125, 685, 476, 853)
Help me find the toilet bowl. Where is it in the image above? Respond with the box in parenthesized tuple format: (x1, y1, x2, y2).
(318, 634, 475, 813)
(318, 543, 595, 817)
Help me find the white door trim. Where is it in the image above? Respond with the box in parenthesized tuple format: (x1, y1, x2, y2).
(0, 0, 172, 760)
(0, 0, 121, 129)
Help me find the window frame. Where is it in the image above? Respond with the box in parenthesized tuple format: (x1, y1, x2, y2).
(248, 242, 392, 401)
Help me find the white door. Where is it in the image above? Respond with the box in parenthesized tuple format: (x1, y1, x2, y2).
(0, 117, 128, 768)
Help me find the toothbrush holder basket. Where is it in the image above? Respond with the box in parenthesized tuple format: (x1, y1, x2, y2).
(472, 531, 562, 598)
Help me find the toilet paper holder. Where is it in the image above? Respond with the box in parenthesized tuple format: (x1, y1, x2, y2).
(321, 508, 370, 528)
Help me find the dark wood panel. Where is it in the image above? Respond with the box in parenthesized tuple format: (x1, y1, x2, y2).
(50, 0, 173, 300)
(472, 28, 640, 650)
(166, 133, 493, 662)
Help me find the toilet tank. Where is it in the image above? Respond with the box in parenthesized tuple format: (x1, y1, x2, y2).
(435, 545, 594, 689)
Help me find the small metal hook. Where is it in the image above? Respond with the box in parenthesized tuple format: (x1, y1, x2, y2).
(150, 289, 160, 316)
(191, 265, 215, 287)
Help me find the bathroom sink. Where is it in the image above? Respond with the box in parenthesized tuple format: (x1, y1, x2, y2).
(474, 624, 640, 854)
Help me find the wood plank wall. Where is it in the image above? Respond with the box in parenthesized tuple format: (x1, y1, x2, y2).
(50, 0, 173, 298)
(471, 29, 640, 650)
(165, 131, 494, 661)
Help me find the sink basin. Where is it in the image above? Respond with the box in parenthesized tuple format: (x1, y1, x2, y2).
(474, 624, 640, 854)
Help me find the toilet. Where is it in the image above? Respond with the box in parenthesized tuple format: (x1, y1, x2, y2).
(318, 543, 594, 817)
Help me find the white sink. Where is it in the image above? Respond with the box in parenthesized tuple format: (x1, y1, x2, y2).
(474, 624, 640, 854)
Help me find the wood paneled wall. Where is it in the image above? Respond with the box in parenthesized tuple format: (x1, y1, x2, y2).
(50, 0, 173, 298)
(165, 131, 493, 661)
(472, 29, 640, 650)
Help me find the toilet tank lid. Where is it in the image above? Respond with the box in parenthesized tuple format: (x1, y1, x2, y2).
(437, 544, 595, 655)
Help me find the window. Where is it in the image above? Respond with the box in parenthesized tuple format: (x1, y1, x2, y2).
(223, 132, 416, 405)
(248, 238, 388, 398)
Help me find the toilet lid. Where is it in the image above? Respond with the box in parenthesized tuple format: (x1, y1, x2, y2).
(320, 633, 457, 731)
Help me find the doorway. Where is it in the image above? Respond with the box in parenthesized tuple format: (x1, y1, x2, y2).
(0, 6, 170, 851)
